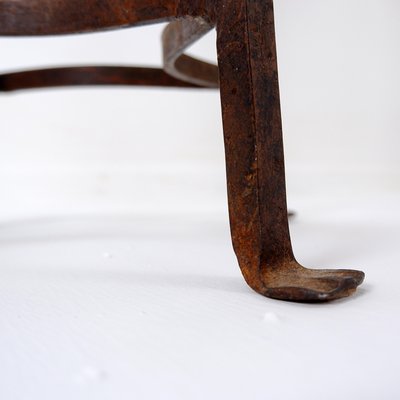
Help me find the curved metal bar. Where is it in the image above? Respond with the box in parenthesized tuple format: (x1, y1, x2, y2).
(162, 18, 219, 88)
(0, 66, 206, 92)
(0, 0, 219, 90)
(0, 0, 181, 35)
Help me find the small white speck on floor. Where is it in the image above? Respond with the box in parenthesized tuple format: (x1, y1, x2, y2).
(74, 366, 108, 385)
(262, 312, 280, 324)
(102, 252, 114, 259)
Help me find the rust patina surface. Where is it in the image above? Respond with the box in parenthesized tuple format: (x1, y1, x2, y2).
(0, 0, 365, 302)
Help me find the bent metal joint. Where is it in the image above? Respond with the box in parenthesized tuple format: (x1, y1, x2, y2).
(0, 0, 365, 302)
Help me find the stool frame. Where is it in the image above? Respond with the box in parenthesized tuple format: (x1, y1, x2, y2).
(0, 0, 365, 302)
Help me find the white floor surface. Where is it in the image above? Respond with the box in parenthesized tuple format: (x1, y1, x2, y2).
(1, 186, 399, 400)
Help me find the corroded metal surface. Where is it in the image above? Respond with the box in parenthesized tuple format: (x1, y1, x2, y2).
(162, 17, 218, 88)
(0, 0, 365, 302)
(0, 66, 205, 91)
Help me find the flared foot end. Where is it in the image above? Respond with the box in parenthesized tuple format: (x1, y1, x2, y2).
(259, 264, 365, 303)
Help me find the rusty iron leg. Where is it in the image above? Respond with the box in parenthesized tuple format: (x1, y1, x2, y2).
(216, 0, 364, 302)
(0, 0, 365, 302)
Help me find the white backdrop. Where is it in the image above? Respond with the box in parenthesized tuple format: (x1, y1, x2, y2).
(0, 0, 399, 219)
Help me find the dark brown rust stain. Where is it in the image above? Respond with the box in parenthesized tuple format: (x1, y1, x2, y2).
(0, 0, 365, 302)
(0, 67, 205, 92)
